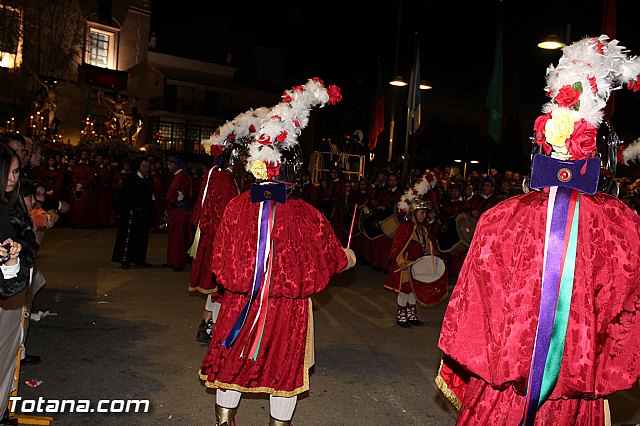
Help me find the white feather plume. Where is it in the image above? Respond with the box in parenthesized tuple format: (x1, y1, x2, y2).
(246, 78, 341, 176)
(397, 172, 437, 215)
(622, 137, 640, 165)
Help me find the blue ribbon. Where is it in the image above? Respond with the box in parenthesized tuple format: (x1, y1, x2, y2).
(222, 200, 273, 348)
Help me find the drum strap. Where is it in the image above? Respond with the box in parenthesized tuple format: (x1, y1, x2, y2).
(520, 187, 580, 425)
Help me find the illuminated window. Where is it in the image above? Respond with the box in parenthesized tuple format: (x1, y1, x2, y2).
(0, 5, 23, 69)
(85, 24, 118, 69)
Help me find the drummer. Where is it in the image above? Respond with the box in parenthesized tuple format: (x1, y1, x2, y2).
(384, 197, 448, 328)
(439, 183, 465, 221)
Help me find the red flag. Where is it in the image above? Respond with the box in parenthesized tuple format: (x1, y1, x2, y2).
(368, 60, 385, 151)
(602, 0, 616, 119)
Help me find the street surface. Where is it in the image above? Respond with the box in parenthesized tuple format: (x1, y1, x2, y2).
(15, 228, 640, 425)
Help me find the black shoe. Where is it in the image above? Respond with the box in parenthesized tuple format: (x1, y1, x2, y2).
(22, 354, 41, 365)
(396, 320, 411, 328)
(408, 319, 425, 326)
(120, 263, 130, 270)
(196, 319, 213, 343)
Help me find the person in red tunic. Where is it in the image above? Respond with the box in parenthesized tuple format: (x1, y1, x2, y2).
(436, 35, 640, 425)
(36, 156, 63, 203)
(164, 156, 193, 271)
(371, 173, 403, 271)
(199, 78, 350, 426)
(462, 175, 500, 220)
(190, 162, 239, 342)
(68, 150, 94, 227)
(91, 154, 113, 228)
(348, 178, 376, 264)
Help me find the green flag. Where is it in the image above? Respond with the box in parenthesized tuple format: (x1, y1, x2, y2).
(486, 12, 503, 145)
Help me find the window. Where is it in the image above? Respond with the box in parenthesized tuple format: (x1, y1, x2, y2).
(0, 5, 23, 69)
(85, 24, 118, 69)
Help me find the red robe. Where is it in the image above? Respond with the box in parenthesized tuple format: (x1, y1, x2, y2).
(372, 187, 403, 270)
(36, 166, 63, 202)
(200, 193, 347, 396)
(437, 191, 640, 425)
(165, 170, 193, 268)
(189, 168, 238, 297)
(92, 164, 114, 228)
(68, 161, 95, 226)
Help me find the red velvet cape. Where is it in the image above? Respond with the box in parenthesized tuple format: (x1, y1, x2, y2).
(200, 193, 347, 396)
(189, 168, 238, 294)
(438, 191, 640, 424)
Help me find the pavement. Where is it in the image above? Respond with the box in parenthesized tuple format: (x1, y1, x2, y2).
(13, 228, 640, 425)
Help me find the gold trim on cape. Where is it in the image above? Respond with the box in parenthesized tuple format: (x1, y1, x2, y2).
(435, 358, 462, 411)
(198, 298, 313, 398)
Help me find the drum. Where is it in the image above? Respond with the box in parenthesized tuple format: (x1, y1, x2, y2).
(379, 213, 400, 239)
(409, 255, 449, 307)
(455, 212, 478, 247)
(359, 210, 384, 240)
(436, 217, 467, 256)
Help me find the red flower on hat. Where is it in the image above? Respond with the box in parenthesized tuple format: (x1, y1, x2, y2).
(596, 43, 605, 54)
(293, 85, 304, 92)
(249, 124, 256, 133)
(276, 131, 288, 143)
(588, 76, 598, 93)
(282, 93, 292, 103)
(228, 134, 236, 141)
(311, 77, 325, 86)
(258, 134, 272, 145)
(327, 84, 342, 105)
(533, 113, 552, 154)
(567, 118, 597, 159)
(554, 85, 581, 108)
(209, 144, 223, 157)
(266, 161, 281, 179)
(293, 118, 301, 128)
(271, 115, 281, 120)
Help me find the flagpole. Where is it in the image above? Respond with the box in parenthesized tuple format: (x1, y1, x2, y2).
(388, 0, 402, 163)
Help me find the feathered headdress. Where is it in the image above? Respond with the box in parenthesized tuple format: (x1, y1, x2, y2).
(201, 107, 271, 157)
(397, 171, 437, 215)
(247, 77, 342, 180)
(533, 35, 640, 160)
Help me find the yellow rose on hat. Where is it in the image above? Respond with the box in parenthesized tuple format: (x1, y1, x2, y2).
(544, 109, 579, 158)
(250, 160, 268, 180)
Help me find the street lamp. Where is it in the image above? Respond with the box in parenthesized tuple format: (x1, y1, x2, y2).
(537, 34, 566, 50)
(389, 76, 407, 87)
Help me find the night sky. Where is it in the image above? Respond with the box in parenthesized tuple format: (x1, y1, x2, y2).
(150, 0, 640, 167)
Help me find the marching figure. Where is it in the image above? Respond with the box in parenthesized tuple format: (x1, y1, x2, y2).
(199, 78, 355, 426)
(190, 107, 268, 343)
(384, 172, 448, 328)
(437, 36, 640, 425)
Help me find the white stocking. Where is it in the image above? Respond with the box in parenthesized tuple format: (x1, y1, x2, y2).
(216, 389, 241, 409)
(269, 395, 297, 421)
(397, 292, 410, 306)
(406, 292, 416, 305)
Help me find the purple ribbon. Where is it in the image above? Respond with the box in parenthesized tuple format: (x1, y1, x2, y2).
(222, 200, 273, 348)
